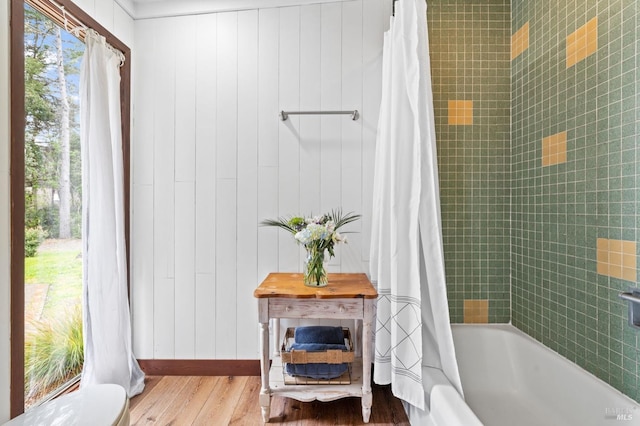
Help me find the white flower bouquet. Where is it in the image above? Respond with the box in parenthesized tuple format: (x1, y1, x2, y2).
(261, 210, 360, 287)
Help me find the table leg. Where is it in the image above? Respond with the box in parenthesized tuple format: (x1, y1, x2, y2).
(354, 319, 362, 357)
(361, 299, 374, 423)
(272, 318, 280, 358)
(259, 321, 271, 422)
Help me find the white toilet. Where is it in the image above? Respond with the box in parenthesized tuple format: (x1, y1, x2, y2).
(3, 384, 129, 426)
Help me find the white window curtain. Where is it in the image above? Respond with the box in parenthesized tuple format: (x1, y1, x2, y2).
(79, 29, 144, 397)
(370, 0, 462, 410)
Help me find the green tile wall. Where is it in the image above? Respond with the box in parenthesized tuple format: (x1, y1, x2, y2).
(428, 0, 640, 403)
(511, 0, 640, 402)
(428, 0, 512, 323)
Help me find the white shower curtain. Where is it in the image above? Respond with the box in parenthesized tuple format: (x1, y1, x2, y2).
(79, 29, 145, 397)
(370, 0, 462, 410)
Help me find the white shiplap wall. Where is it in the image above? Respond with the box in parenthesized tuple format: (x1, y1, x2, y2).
(131, 0, 390, 360)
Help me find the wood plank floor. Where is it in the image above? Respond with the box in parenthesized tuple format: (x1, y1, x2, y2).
(129, 376, 410, 425)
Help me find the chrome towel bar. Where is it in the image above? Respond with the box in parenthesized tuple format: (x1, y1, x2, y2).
(280, 110, 359, 121)
(619, 291, 640, 304)
(619, 289, 640, 329)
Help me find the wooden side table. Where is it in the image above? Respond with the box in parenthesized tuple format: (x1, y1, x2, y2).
(254, 273, 378, 423)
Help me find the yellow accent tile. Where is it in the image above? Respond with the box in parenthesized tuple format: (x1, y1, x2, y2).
(511, 22, 530, 60)
(542, 131, 567, 167)
(464, 300, 489, 324)
(623, 241, 636, 257)
(623, 256, 635, 269)
(448, 100, 473, 125)
(622, 268, 636, 282)
(610, 239, 623, 253)
(610, 251, 623, 269)
(610, 265, 623, 279)
(597, 238, 608, 251)
(558, 150, 567, 164)
(597, 262, 609, 276)
(597, 239, 608, 274)
(567, 17, 598, 68)
(596, 238, 637, 282)
(623, 252, 636, 268)
(623, 242, 637, 277)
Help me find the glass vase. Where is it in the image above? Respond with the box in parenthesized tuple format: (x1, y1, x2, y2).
(304, 245, 328, 287)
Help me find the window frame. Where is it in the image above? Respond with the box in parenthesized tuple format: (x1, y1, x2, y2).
(9, 0, 131, 417)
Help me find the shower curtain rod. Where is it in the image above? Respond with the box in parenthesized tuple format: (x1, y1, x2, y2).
(27, 0, 126, 65)
(28, 0, 88, 39)
(280, 110, 359, 121)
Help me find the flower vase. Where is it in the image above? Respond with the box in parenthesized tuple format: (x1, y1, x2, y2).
(304, 246, 328, 287)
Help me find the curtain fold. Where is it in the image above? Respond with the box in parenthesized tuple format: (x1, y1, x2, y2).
(370, 0, 462, 411)
(79, 29, 145, 397)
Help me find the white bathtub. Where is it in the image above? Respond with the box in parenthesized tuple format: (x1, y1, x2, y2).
(452, 324, 640, 426)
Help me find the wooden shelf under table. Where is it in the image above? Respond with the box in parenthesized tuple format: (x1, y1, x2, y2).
(269, 357, 364, 402)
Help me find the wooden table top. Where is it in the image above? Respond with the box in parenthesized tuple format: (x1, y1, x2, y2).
(254, 273, 378, 299)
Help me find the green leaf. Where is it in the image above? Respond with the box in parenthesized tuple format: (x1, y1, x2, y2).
(259, 217, 298, 234)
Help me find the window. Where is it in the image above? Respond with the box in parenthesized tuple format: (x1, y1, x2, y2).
(22, 4, 84, 408)
(11, 0, 131, 417)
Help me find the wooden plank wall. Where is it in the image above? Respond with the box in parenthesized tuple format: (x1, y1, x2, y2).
(131, 0, 390, 360)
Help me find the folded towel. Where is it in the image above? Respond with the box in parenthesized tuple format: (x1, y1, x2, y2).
(289, 343, 347, 352)
(294, 326, 345, 345)
(284, 362, 349, 379)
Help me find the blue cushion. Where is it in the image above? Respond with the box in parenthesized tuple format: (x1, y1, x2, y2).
(289, 343, 347, 352)
(285, 342, 349, 379)
(284, 362, 349, 379)
(294, 326, 345, 344)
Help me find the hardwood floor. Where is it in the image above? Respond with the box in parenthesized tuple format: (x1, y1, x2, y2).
(129, 376, 410, 425)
